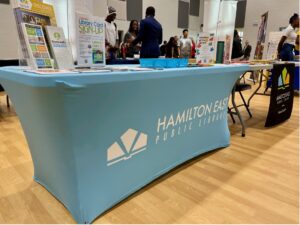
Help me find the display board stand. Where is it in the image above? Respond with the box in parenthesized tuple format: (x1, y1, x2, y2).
(265, 63, 295, 127)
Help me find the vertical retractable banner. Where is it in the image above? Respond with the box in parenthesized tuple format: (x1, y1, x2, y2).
(265, 63, 295, 127)
(254, 12, 268, 60)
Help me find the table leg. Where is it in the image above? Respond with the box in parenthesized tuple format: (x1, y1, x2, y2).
(6, 95, 10, 108)
(231, 83, 246, 137)
(247, 70, 263, 107)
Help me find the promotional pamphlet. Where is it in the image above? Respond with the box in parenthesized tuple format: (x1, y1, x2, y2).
(25, 69, 79, 75)
(21, 23, 53, 69)
(76, 13, 106, 67)
(72, 69, 112, 73)
(195, 33, 215, 64)
(45, 26, 74, 70)
(13, 0, 57, 25)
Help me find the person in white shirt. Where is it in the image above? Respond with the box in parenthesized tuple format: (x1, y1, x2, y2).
(105, 6, 119, 60)
(180, 29, 192, 58)
(277, 13, 299, 61)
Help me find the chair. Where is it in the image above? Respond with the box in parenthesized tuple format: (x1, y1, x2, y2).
(0, 59, 19, 108)
(228, 81, 252, 137)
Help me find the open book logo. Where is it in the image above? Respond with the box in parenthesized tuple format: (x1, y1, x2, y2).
(53, 32, 61, 40)
(278, 67, 290, 90)
(107, 129, 148, 166)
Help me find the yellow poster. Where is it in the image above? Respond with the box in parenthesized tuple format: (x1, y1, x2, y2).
(14, 0, 57, 25)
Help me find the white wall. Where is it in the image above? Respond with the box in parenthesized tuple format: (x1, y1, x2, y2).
(93, 0, 203, 41)
(203, 0, 220, 33)
(0, 4, 19, 59)
(0, 0, 204, 59)
(143, 0, 203, 40)
(243, 0, 299, 59)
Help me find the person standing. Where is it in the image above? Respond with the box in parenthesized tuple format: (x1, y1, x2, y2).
(180, 29, 192, 58)
(277, 13, 299, 61)
(174, 35, 181, 57)
(132, 6, 163, 58)
(105, 6, 119, 60)
(165, 37, 179, 58)
(160, 40, 167, 56)
(231, 30, 243, 59)
(123, 20, 140, 58)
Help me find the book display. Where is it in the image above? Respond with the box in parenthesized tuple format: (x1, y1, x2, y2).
(13, 0, 57, 65)
(12, 0, 109, 73)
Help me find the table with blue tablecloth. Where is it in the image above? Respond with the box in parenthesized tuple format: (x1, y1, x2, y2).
(0, 64, 248, 223)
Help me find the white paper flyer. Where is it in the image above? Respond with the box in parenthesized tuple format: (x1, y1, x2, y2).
(76, 13, 106, 67)
(195, 33, 216, 64)
(45, 26, 74, 69)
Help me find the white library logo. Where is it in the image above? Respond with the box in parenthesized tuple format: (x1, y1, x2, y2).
(107, 129, 148, 166)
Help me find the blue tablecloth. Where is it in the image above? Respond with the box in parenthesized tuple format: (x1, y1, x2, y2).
(0, 65, 248, 223)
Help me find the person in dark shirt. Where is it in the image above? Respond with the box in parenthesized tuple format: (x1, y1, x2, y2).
(165, 37, 179, 58)
(160, 40, 167, 56)
(131, 6, 163, 58)
(240, 40, 252, 61)
(231, 30, 243, 59)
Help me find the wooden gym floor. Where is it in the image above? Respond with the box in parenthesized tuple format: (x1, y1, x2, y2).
(0, 85, 298, 224)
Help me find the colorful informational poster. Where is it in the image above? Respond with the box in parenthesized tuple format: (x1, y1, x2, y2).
(195, 33, 215, 64)
(45, 26, 74, 69)
(254, 12, 269, 60)
(21, 23, 53, 69)
(76, 13, 105, 67)
(266, 31, 282, 60)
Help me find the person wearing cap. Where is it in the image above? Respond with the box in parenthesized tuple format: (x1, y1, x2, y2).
(131, 6, 163, 58)
(105, 6, 119, 60)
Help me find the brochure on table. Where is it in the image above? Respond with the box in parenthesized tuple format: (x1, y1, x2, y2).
(21, 23, 53, 69)
(195, 33, 216, 64)
(45, 26, 74, 70)
(76, 13, 106, 67)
